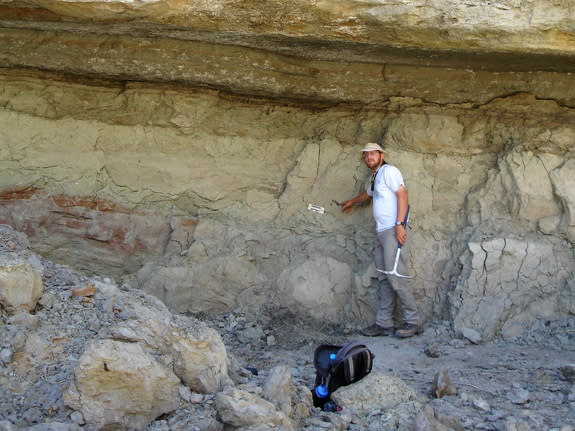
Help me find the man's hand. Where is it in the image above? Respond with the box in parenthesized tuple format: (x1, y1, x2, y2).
(340, 192, 371, 212)
(395, 224, 407, 245)
(340, 199, 355, 212)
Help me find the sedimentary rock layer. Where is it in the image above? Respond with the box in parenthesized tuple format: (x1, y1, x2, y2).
(0, 0, 574, 339)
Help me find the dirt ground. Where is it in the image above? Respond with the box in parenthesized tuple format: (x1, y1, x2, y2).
(217, 312, 575, 431)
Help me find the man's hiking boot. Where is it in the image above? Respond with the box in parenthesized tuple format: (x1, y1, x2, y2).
(395, 323, 423, 338)
(360, 324, 394, 337)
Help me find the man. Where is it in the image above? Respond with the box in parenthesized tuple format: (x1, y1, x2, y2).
(340, 143, 422, 338)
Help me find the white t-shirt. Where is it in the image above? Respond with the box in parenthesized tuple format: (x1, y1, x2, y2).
(366, 164, 405, 232)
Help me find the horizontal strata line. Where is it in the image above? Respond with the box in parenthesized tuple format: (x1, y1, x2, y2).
(0, 21, 575, 72)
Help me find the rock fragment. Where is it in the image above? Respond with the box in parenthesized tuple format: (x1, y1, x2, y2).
(559, 364, 575, 383)
(0, 255, 44, 314)
(460, 327, 482, 345)
(507, 386, 530, 405)
(423, 344, 441, 358)
(263, 365, 292, 416)
(71, 283, 97, 297)
(472, 397, 491, 412)
(215, 388, 293, 430)
(432, 370, 457, 398)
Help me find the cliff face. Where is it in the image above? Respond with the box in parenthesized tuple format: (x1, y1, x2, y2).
(1, 0, 574, 340)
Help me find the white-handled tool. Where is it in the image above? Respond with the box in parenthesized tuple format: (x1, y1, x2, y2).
(307, 204, 325, 214)
(376, 206, 412, 279)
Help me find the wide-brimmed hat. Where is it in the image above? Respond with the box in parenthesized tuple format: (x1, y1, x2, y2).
(360, 142, 385, 153)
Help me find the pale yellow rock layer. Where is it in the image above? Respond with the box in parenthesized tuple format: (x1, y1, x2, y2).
(2, 0, 575, 56)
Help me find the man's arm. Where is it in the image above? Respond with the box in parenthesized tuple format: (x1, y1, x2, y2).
(340, 192, 372, 212)
(395, 185, 409, 245)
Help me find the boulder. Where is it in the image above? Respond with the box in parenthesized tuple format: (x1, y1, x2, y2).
(64, 339, 181, 431)
(0, 255, 44, 314)
(170, 314, 231, 393)
(215, 388, 293, 430)
(100, 282, 232, 393)
(263, 365, 292, 416)
(331, 372, 421, 414)
(331, 372, 460, 431)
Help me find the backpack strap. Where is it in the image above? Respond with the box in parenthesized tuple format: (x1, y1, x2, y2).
(333, 341, 366, 365)
(344, 346, 373, 384)
(333, 341, 374, 385)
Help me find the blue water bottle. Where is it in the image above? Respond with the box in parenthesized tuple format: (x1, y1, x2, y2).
(315, 352, 337, 398)
(314, 384, 329, 399)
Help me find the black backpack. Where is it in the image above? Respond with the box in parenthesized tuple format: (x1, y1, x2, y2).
(311, 341, 375, 410)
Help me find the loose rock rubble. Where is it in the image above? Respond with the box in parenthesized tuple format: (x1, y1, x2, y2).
(1, 224, 574, 431)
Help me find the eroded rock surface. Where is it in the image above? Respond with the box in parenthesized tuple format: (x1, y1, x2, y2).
(0, 0, 574, 342)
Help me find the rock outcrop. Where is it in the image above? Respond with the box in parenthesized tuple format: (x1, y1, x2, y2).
(0, 225, 460, 431)
(0, 0, 574, 341)
(1, 225, 574, 431)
